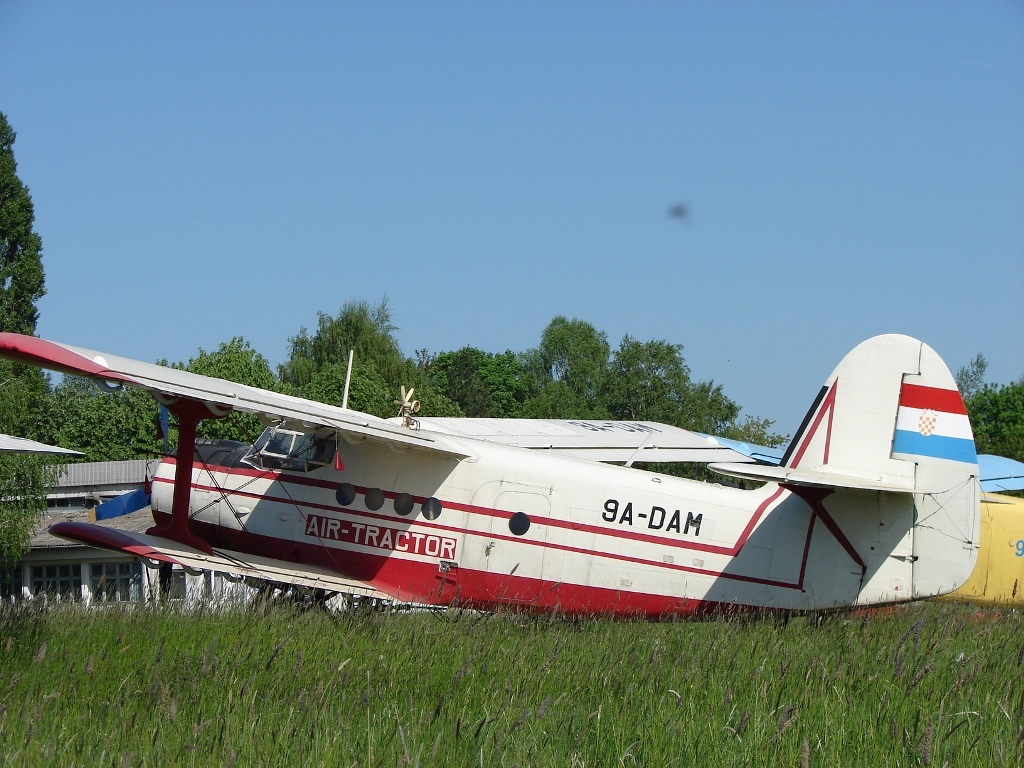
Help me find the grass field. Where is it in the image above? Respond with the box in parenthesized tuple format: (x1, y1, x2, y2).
(0, 600, 1021, 767)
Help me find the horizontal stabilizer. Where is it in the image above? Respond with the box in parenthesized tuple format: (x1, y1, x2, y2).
(697, 434, 784, 465)
(708, 461, 915, 493)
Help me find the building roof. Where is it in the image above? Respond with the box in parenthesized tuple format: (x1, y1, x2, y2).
(31, 507, 156, 549)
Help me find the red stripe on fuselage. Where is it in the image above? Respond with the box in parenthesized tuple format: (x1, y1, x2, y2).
(155, 465, 808, 593)
(155, 465, 787, 559)
(163, 512, 806, 616)
(898, 383, 967, 414)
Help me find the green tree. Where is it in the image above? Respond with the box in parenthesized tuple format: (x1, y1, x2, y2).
(0, 453, 61, 566)
(0, 363, 51, 442)
(0, 112, 53, 563)
(522, 317, 610, 418)
(282, 298, 460, 418)
(722, 414, 788, 449)
(304, 360, 393, 418)
(955, 353, 988, 402)
(280, 299, 405, 390)
(604, 335, 739, 434)
(0, 112, 45, 336)
(538, 316, 610, 404)
(522, 380, 599, 420)
(48, 377, 162, 461)
(431, 347, 529, 418)
(0, 111, 51, 440)
(956, 352, 1024, 464)
(968, 380, 1024, 463)
(184, 337, 277, 443)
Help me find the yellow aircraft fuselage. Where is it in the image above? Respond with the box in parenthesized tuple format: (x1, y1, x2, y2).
(943, 493, 1024, 605)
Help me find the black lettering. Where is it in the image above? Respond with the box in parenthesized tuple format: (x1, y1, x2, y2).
(603, 499, 618, 522)
(648, 506, 666, 530)
(618, 502, 633, 526)
(684, 512, 703, 537)
(666, 509, 681, 533)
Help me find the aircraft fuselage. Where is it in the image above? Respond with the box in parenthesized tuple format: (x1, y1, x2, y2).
(152, 430, 919, 616)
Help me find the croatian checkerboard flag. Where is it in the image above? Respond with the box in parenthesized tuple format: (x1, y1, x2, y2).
(891, 383, 977, 465)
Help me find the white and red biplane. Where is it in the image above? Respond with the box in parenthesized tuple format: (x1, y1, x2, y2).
(0, 332, 980, 617)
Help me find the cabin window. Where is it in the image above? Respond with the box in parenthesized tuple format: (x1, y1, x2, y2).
(394, 492, 414, 516)
(247, 427, 334, 472)
(336, 483, 357, 506)
(509, 512, 531, 536)
(421, 497, 442, 520)
(365, 488, 385, 511)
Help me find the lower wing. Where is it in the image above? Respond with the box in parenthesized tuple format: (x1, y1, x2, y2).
(50, 521, 388, 599)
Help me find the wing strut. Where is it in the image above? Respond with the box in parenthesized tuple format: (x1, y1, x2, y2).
(146, 398, 230, 554)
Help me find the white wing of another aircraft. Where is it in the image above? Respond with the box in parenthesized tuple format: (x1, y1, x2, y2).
(0, 433, 83, 455)
(414, 417, 753, 464)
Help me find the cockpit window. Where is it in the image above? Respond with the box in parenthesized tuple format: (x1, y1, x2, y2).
(244, 427, 335, 472)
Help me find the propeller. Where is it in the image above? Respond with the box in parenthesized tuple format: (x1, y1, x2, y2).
(394, 386, 421, 427)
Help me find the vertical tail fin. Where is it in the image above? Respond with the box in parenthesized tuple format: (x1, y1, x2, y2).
(711, 334, 981, 599)
(781, 334, 978, 491)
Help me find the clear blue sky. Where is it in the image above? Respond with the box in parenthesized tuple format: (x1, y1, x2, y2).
(2, 2, 1022, 434)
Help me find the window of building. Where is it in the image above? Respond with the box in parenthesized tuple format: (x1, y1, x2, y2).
(31, 564, 83, 600)
(0, 565, 23, 600)
(160, 565, 187, 601)
(90, 562, 142, 603)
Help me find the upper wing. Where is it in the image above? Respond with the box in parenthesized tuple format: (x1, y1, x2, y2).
(0, 333, 760, 465)
(415, 417, 754, 463)
(0, 333, 468, 459)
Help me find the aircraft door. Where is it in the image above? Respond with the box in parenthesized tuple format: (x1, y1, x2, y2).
(191, 466, 250, 533)
(468, 481, 562, 606)
(189, 470, 222, 527)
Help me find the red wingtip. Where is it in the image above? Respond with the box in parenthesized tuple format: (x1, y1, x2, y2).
(0, 332, 133, 382)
